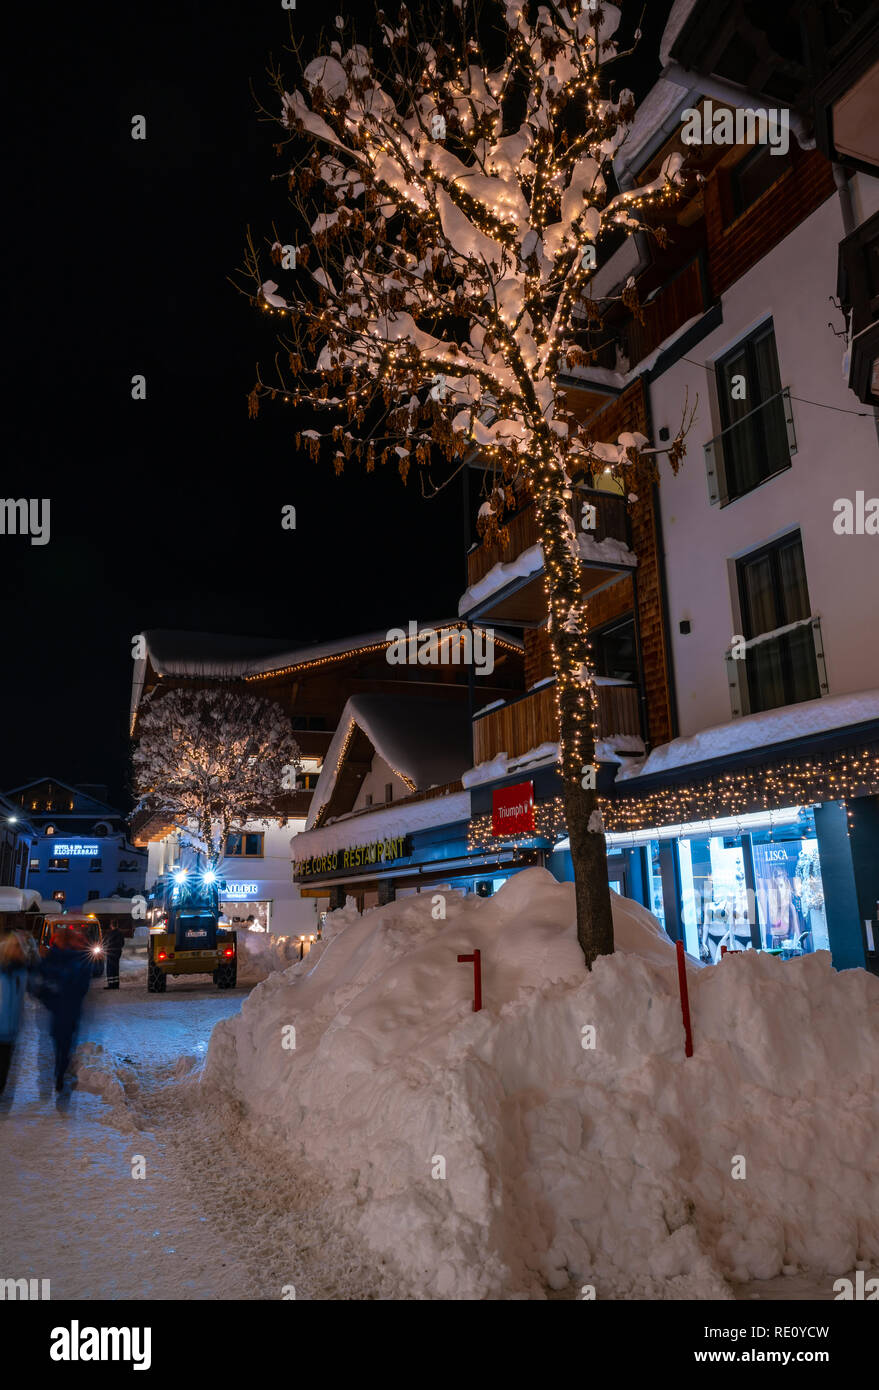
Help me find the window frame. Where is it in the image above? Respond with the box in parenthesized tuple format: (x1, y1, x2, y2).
(224, 832, 265, 859)
(714, 320, 792, 504)
(735, 531, 820, 712)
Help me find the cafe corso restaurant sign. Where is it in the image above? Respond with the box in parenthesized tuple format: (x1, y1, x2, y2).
(294, 835, 412, 880)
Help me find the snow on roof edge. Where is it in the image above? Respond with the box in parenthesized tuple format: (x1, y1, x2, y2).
(618, 690, 879, 783)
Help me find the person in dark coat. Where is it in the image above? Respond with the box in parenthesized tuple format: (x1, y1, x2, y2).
(0, 931, 32, 1097)
(103, 925, 125, 989)
(35, 926, 93, 1091)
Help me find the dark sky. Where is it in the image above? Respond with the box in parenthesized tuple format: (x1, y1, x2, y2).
(4, 0, 672, 809)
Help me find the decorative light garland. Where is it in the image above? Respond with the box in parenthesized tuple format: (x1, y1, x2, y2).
(245, 627, 520, 681)
(467, 746, 879, 852)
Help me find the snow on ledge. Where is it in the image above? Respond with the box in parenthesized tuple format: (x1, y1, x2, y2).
(458, 543, 543, 615)
(458, 535, 636, 616)
(618, 689, 879, 782)
(292, 790, 471, 861)
(462, 733, 645, 787)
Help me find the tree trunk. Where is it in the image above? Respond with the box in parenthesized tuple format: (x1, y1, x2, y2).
(536, 485, 616, 968)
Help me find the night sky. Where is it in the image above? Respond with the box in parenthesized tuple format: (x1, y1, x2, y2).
(4, 0, 672, 809)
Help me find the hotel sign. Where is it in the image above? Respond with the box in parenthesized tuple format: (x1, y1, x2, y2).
(295, 835, 412, 879)
(53, 843, 99, 857)
(491, 781, 534, 837)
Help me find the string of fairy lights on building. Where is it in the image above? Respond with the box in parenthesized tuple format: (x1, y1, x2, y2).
(244, 627, 520, 682)
(466, 745, 879, 852)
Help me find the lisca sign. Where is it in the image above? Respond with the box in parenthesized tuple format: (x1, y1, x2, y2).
(294, 835, 412, 880)
(491, 781, 534, 837)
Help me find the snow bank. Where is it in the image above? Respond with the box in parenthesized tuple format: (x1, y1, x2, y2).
(203, 869, 879, 1299)
(237, 931, 307, 984)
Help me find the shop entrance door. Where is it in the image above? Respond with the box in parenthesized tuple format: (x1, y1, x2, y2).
(606, 855, 628, 899)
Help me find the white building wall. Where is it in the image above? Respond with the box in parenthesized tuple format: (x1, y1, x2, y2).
(146, 820, 318, 937)
(351, 754, 413, 813)
(650, 175, 879, 738)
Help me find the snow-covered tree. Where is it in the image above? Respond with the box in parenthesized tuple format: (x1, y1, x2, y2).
(244, 0, 692, 966)
(132, 688, 301, 868)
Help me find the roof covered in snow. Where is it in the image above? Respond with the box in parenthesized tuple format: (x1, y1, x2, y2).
(618, 689, 879, 783)
(0, 887, 48, 913)
(307, 694, 473, 829)
(661, 0, 701, 67)
(130, 624, 517, 731)
(141, 624, 514, 680)
(613, 77, 692, 185)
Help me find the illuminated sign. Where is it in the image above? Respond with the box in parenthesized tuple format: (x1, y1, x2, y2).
(491, 782, 534, 837)
(52, 843, 99, 857)
(222, 882, 260, 897)
(294, 836, 411, 879)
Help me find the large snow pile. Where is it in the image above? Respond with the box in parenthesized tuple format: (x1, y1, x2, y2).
(237, 931, 306, 984)
(203, 869, 879, 1299)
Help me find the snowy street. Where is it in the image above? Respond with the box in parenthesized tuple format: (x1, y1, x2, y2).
(0, 955, 399, 1301)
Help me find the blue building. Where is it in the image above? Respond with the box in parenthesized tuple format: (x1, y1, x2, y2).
(0, 792, 36, 889)
(4, 778, 146, 911)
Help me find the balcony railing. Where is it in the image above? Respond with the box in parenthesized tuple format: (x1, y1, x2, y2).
(725, 616, 828, 719)
(705, 387, 797, 507)
(467, 488, 629, 589)
(472, 679, 641, 764)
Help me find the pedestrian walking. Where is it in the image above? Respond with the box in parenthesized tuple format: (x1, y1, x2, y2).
(0, 930, 32, 1097)
(103, 925, 125, 990)
(35, 925, 93, 1092)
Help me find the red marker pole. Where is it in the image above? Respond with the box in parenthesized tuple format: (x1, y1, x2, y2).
(675, 939, 694, 1058)
(720, 944, 728, 958)
(457, 949, 482, 1012)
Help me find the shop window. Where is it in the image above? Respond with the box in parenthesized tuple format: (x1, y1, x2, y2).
(715, 322, 791, 502)
(224, 832, 264, 858)
(646, 842, 666, 931)
(52, 890, 65, 904)
(751, 815, 829, 955)
(678, 835, 754, 962)
(736, 531, 819, 713)
(48, 857, 69, 872)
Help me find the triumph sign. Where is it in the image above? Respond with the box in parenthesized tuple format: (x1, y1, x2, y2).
(491, 782, 535, 837)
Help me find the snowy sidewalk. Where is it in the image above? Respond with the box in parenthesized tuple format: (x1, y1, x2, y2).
(0, 961, 400, 1300)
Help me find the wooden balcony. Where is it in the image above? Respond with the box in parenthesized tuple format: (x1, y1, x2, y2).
(466, 489, 630, 591)
(472, 680, 642, 764)
(625, 256, 707, 371)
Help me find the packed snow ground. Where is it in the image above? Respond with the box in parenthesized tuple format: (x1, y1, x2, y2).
(2, 896, 876, 1301)
(0, 955, 404, 1299)
(206, 871, 879, 1300)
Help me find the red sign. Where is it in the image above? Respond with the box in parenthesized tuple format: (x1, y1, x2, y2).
(491, 781, 534, 837)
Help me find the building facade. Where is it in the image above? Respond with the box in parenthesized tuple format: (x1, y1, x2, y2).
(289, 3, 879, 976)
(4, 779, 146, 910)
(130, 624, 520, 935)
(0, 793, 35, 890)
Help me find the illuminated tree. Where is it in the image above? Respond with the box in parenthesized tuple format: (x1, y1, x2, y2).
(132, 688, 301, 869)
(244, 0, 692, 966)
